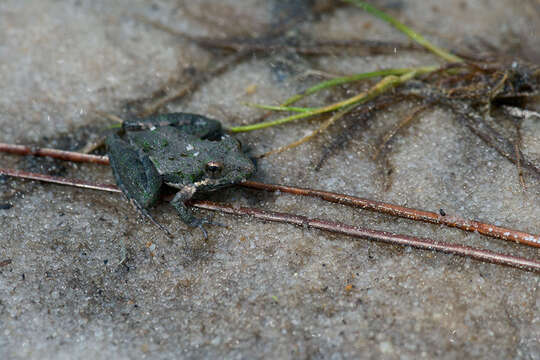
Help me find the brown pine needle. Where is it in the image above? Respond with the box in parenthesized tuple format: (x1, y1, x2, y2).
(196, 200, 540, 273)
(138, 51, 250, 117)
(0, 259, 12, 267)
(241, 181, 540, 248)
(252, 71, 423, 157)
(258, 104, 357, 158)
(1, 167, 540, 273)
(1, 142, 539, 248)
(373, 103, 430, 160)
(0, 168, 120, 192)
(0, 143, 109, 165)
(514, 133, 527, 191)
(92, 110, 124, 124)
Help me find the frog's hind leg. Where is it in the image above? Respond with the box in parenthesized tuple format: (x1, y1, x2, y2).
(123, 113, 222, 140)
(106, 134, 171, 236)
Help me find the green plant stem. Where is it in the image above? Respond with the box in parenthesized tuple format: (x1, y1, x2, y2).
(344, 0, 463, 63)
(230, 2, 462, 133)
(230, 66, 436, 132)
(281, 68, 423, 106)
(247, 104, 316, 113)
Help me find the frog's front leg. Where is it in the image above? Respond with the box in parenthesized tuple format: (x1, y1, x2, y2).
(169, 185, 214, 239)
(106, 134, 162, 212)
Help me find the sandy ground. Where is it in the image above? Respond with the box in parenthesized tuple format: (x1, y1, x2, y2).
(1, 1, 539, 359)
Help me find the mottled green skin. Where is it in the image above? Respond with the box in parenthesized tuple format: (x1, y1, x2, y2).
(106, 113, 255, 232)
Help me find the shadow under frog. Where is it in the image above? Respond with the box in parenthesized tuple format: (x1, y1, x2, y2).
(106, 113, 255, 238)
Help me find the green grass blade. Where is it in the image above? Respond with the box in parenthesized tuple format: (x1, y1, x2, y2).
(230, 68, 433, 132)
(344, 0, 463, 63)
(246, 104, 316, 113)
(282, 67, 421, 106)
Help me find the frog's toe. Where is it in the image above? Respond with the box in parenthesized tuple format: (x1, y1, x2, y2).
(187, 219, 209, 239)
(198, 223, 208, 240)
(188, 217, 227, 239)
(136, 203, 174, 238)
(202, 218, 227, 228)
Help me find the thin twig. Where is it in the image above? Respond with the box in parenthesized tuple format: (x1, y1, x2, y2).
(0, 259, 12, 267)
(137, 15, 423, 56)
(373, 103, 430, 160)
(515, 140, 526, 191)
(139, 51, 250, 117)
(135, 6, 314, 117)
(1, 142, 538, 248)
(344, 0, 463, 63)
(240, 181, 540, 248)
(0, 168, 120, 193)
(315, 96, 402, 171)
(258, 104, 357, 158)
(401, 84, 540, 177)
(0, 143, 109, 165)
(0, 167, 539, 273)
(196, 200, 540, 273)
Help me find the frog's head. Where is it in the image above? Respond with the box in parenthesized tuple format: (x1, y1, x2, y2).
(196, 135, 255, 191)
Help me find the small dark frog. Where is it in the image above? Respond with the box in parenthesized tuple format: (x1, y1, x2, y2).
(106, 113, 255, 237)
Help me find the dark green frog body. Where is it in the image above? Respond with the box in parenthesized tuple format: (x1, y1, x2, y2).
(105, 113, 255, 236)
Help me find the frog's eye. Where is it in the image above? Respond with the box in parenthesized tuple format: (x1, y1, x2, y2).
(205, 161, 223, 178)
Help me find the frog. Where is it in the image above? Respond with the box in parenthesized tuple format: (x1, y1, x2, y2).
(105, 112, 255, 238)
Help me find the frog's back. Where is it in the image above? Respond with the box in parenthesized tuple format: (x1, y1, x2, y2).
(126, 126, 210, 184)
